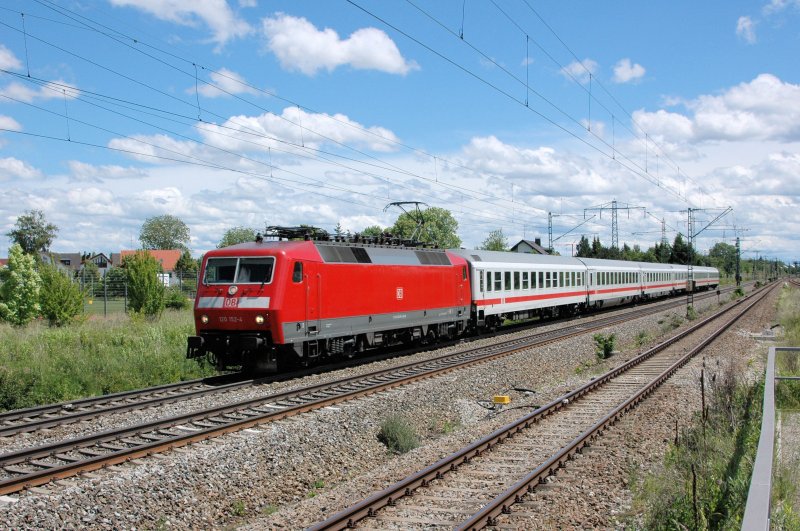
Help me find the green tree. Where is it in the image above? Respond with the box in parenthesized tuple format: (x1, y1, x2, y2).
(218, 226, 257, 248)
(708, 242, 737, 277)
(139, 215, 190, 251)
(479, 229, 508, 251)
(175, 250, 197, 276)
(0, 244, 42, 325)
(361, 225, 384, 238)
(6, 210, 58, 255)
(671, 234, 690, 264)
(39, 264, 85, 326)
(575, 235, 592, 258)
(390, 207, 461, 249)
(334, 222, 344, 237)
(124, 251, 165, 317)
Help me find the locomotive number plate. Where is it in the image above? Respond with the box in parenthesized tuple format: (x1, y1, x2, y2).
(223, 297, 239, 308)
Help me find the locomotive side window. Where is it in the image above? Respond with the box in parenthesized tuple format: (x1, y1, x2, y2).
(204, 258, 237, 284)
(292, 262, 303, 283)
(463, 266, 468, 280)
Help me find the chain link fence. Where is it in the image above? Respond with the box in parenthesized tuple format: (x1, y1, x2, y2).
(77, 271, 198, 316)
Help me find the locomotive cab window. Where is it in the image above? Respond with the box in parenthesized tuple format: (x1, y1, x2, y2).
(204, 256, 275, 285)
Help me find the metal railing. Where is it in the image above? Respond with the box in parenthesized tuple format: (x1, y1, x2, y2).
(743, 346, 800, 530)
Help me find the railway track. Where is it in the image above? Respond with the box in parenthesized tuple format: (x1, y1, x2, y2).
(0, 286, 735, 438)
(0, 287, 738, 495)
(309, 283, 772, 530)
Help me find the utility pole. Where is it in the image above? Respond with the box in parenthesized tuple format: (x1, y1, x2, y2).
(584, 200, 645, 250)
(735, 237, 741, 287)
(682, 206, 732, 316)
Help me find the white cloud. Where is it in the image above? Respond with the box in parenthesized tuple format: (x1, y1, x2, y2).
(763, 0, 800, 15)
(198, 105, 400, 153)
(0, 157, 43, 180)
(67, 161, 149, 182)
(262, 13, 418, 76)
(0, 80, 79, 103)
(0, 115, 22, 131)
(633, 74, 800, 143)
(238, 0, 257, 7)
(736, 16, 757, 44)
(612, 58, 646, 84)
(109, 0, 252, 45)
(0, 44, 21, 71)
(195, 68, 260, 98)
(560, 58, 597, 84)
(108, 134, 199, 163)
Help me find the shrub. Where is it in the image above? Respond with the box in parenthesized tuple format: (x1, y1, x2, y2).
(164, 287, 190, 310)
(0, 244, 41, 326)
(39, 264, 85, 326)
(124, 251, 165, 317)
(733, 286, 745, 298)
(378, 415, 419, 454)
(593, 333, 616, 359)
(635, 330, 650, 347)
(686, 305, 697, 321)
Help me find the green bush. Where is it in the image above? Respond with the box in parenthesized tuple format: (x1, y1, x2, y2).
(39, 265, 85, 326)
(164, 287, 191, 310)
(0, 244, 41, 326)
(124, 251, 165, 317)
(686, 305, 697, 321)
(593, 333, 616, 359)
(378, 415, 419, 454)
(0, 312, 215, 411)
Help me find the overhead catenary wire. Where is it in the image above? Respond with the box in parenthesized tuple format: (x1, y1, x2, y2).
(17, 1, 559, 220)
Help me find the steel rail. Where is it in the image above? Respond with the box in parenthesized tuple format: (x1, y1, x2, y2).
(0, 285, 733, 437)
(309, 283, 771, 530)
(0, 288, 730, 495)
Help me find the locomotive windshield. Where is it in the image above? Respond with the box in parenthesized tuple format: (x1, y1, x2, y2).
(204, 257, 275, 285)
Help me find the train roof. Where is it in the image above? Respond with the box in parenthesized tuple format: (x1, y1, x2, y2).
(448, 249, 583, 267)
(211, 239, 463, 267)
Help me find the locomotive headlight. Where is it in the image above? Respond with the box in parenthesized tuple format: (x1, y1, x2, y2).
(200, 314, 209, 324)
(255, 315, 265, 325)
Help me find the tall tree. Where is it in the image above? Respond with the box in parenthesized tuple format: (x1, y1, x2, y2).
(479, 229, 508, 251)
(0, 244, 41, 326)
(671, 234, 690, 264)
(175, 250, 198, 276)
(6, 210, 58, 254)
(708, 242, 737, 276)
(218, 226, 257, 248)
(575, 235, 592, 258)
(390, 207, 461, 249)
(139, 215, 190, 250)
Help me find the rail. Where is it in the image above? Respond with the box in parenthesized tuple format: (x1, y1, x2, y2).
(743, 346, 800, 530)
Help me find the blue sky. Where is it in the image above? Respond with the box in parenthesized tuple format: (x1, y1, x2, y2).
(1, 0, 799, 262)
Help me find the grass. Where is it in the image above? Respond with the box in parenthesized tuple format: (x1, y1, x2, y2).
(631, 361, 763, 529)
(377, 414, 419, 454)
(0, 309, 216, 411)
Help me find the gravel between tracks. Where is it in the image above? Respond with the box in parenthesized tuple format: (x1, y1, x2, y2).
(0, 288, 769, 530)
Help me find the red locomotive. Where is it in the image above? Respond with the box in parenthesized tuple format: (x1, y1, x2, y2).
(188, 235, 470, 371)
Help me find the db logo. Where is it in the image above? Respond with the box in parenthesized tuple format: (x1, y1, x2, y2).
(396, 287, 404, 300)
(223, 298, 239, 308)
